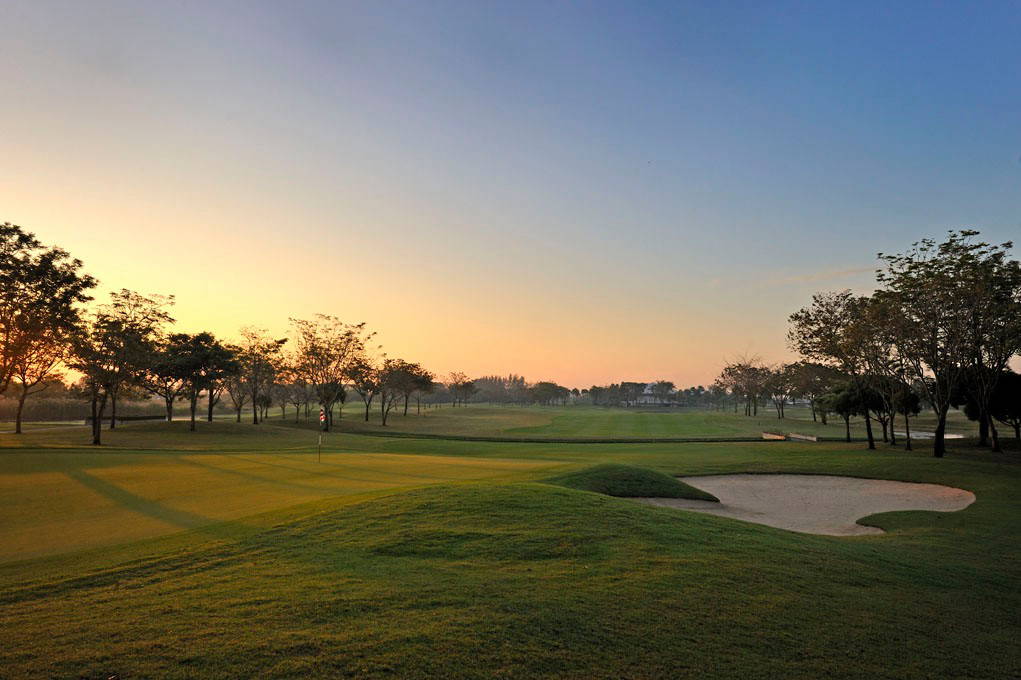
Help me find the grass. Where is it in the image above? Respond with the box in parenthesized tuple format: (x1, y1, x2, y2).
(546, 463, 719, 501)
(0, 411, 1018, 678)
(328, 404, 979, 442)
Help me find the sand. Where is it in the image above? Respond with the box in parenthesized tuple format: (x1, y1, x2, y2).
(639, 474, 975, 536)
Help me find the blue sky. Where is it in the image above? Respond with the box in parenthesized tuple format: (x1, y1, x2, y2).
(2, 1, 1019, 384)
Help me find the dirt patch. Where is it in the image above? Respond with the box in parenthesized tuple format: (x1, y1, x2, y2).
(639, 474, 974, 536)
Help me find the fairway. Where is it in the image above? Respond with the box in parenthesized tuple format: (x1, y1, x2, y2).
(334, 405, 979, 441)
(1, 417, 1019, 678)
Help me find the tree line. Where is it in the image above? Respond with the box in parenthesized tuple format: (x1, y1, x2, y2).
(1, 223, 441, 443)
(715, 231, 1021, 457)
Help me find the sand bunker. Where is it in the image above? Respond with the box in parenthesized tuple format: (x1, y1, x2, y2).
(639, 474, 974, 536)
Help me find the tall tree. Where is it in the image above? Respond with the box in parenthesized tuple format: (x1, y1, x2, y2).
(347, 356, 380, 422)
(97, 290, 175, 429)
(9, 326, 65, 434)
(139, 339, 189, 422)
(165, 332, 235, 431)
(411, 368, 435, 414)
(236, 328, 286, 425)
(377, 359, 419, 426)
(289, 316, 371, 432)
(788, 292, 879, 449)
(202, 340, 238, 423)
(224, 369, 250, 423)
(446, 371, 470, 407)
(1, 222, 95, 397)
(70, 315, 122, 446)
(875, 231, 1018, 457)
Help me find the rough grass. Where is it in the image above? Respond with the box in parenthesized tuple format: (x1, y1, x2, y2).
(546, 463, 719, 501)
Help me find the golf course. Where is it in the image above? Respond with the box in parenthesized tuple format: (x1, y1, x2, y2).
(2, 407, 1019, 678)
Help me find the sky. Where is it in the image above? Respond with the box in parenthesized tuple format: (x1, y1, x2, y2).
(2, 1, 1019, 387)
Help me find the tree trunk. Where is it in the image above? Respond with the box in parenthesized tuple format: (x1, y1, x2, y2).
(166, 396, 174, 422)
(978, 412, 989, 447)
(252, 389, 259, 424)
(904, 414, 912, 451)
(889, 411, 897, 445)
(364, 398, 372, 422)
(15, 390, 27, 434)
(93, 392, 108, 446)
(811, 401, 817, 422)
(235, 406, 242, 423)
(189, 393, 198, 432)
(864, 410, 875, 450)
(207, 388, 216, 422)
(109, 391, 118, 430)
(91, 393, 100, 445)
(844, 415, 851, 442)
(989, 418, 1001, 453)
(1013, 423, 1020, 441)
(933, 407, 948, 458)
(403, 395, 409, 416)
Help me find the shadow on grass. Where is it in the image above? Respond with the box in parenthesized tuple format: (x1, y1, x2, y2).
(65, 469, 211, 530)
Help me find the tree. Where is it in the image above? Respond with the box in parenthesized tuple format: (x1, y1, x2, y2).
(955, 239, 1021, 451)
(989, 371, 1021, 441)
(788, 292, 880, 449)
(1, 222, 95, 397)
(650, 380, 675, 405)
(411, 369, 435, 414)
(284, 378, 313, 423)
(95, 290, 175, 429)
(224, 369, 250, 423)
(70, 315, 123, 446)
(236, 328, 286, 425)
(789, 362, 844, 423)
(139, 338, 189, 422)
(347, 356, 380, 422)
(764, 364, 797, 420)
(620, 382, 645, 408)
(529, 381, 570, 406)
(818, 384, 857, 443)
(444, 372, 478, 407)
(166, 332, 235, 431)
(9, 327, 65, 434)
(377, 359, 420, 426)
(202, 340, 238, 423)
(718, 358, 769, 417)
(876, 231, 1019, 457)
(289, 316, 371, 432)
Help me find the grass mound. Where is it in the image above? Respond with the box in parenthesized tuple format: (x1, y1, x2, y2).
(546, 463, 719, 501)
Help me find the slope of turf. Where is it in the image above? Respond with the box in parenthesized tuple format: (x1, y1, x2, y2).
(546, 463, 719, 501)
(1, 474, 1018, 679)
